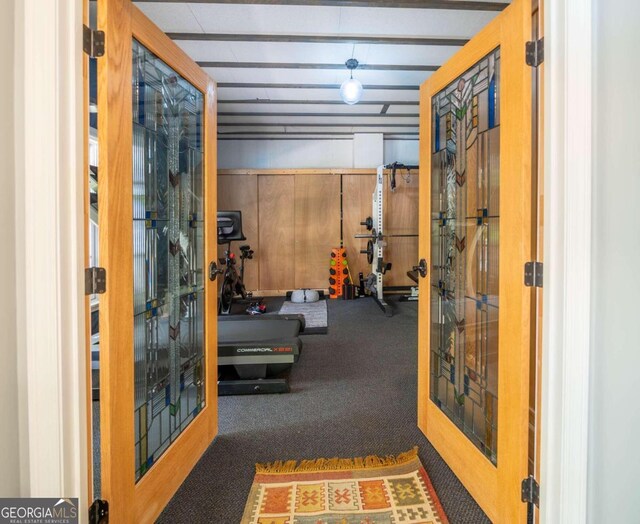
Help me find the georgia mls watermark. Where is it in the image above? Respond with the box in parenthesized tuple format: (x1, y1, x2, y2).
(0, 498, 78, 524)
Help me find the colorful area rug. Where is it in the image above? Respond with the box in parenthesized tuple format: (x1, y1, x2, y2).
(241, 448, 448, 524)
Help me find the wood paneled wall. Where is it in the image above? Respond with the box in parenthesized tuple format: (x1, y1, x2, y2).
(258, 175, 295, 291)
(384, 172, 420, 287)
(294, 174, 341, 289)
(218, 169, 419, 294)
(216, 175, 259, 291)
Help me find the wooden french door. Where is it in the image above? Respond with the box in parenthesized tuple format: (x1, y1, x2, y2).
(417, 0, 533, 522)
(97, 1, 218, 522)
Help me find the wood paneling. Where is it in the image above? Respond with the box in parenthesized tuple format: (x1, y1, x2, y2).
(384, 169, 419, 286)
(258, 175, 295, 290)
(342, 174, 377, 284)
(218, 170, 419, 292)
(220, 168, 377, 176)
(385, 171, 419, 235)
(294, 175, 341, 289)
(217, 175, 259, 291)
(385, 237, 419, 287)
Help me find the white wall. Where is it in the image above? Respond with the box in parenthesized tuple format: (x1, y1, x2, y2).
(218, 138, 354, 169)
(0, 0, 21, 497)
(353, 133, 383, 167)
(384, 139, 419, 166)
(588, 0, 640, 521)
(218, 137, 419, 169)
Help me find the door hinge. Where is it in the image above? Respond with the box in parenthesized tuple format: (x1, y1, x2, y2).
(88, 499, 109, 524)
(524, 261, 543, 288)
(525, 37, 544, 67)
(521, 475, 540, 506)
(85, 267, 107, 295)
(83, 24, 105, 58)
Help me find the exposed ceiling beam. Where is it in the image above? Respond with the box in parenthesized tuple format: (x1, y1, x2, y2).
(218, 111, 419, 117)
(219, 122, 418, 127)
(168, 32, 468, 46)
(218, 99, 419, 105)
(140, 1, 507, 12)
(199, 61, 438, 71)
(218, 137, 419, 140)
(219, 131, 355, 135)
(217, 131, 419, 135)
(218, 82, 419, 90)
(218, 137, 355, 140)
(218, 131, 420, 136)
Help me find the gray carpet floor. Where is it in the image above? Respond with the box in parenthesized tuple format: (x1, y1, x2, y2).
(157, 296, 489, 523)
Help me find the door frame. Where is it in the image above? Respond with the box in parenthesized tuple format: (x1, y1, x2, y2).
(14, 0, 591, 520)
(540, 0, 593, 521)
(13, 0, 88, 508)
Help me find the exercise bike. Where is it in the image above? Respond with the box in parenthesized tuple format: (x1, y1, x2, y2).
(217, 211, 259, 315)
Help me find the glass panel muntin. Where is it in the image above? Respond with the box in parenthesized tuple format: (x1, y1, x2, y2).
(132, 39, 205, 481)
(430, 48, 500, 464)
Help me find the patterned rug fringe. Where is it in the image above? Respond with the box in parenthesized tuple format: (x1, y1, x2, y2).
(255, 447, 419, 474)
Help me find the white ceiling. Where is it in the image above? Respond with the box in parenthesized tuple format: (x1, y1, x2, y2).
(133, 0, 510, 139)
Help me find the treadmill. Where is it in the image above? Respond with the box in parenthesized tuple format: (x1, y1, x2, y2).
(217, 211, 304, 395)
(218, 315, 304, 395)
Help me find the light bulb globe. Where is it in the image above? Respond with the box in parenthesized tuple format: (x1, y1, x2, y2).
(340, 77, 363, 105)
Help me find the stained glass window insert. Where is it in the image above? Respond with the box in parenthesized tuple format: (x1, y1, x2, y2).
(430, 48, 500, 464)
(132, 39, 205, 481)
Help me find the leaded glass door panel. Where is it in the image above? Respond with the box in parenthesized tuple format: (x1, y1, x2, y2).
(417, 0, 533, 522)
(97, 2, 218, 522)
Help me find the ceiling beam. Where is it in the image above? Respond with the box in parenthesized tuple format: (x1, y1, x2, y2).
(217, 131, 419, 135)
(220, 131, 355, 135)
(218, 137, 355, 140)
(140, 1, 508, 12)
(219, 122, 418, 127)
(218, 131, 420, 140)
(218, 111, 419, 117)
(167, 32, 468, 46)
(218, 99, 418, 105)
(198, 61, 439, 71)
(218, 137, 419, 140)
(218, 82, 419, 90)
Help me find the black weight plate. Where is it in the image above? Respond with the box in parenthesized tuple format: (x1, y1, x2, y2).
(367, 240, 374, 265)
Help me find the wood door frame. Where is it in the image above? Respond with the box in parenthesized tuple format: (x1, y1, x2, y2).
(97, 2, 218, 522)
(417, 0, 533, 521)
(540, 0, 593, 521)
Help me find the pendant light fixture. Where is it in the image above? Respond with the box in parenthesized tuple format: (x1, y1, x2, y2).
(340, 58, 363, 105)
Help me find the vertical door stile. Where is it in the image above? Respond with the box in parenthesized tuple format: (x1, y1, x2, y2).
(97, 0, 135, 520)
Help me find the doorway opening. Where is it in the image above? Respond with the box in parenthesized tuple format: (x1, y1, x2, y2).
(86, 1, 542, 522)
